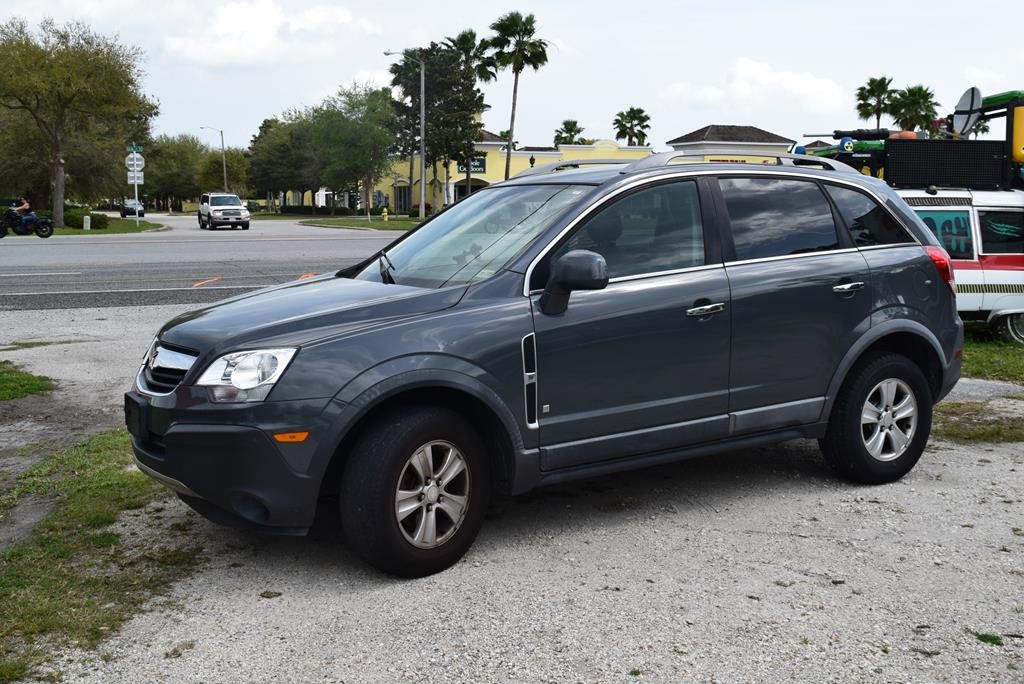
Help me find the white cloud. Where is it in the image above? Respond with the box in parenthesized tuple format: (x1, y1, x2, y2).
(964, 66, 1005, 86)
(662, 58, 847, 115)
(164, 0, 379, 66)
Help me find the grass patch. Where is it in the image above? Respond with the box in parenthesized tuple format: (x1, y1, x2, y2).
(49, 218, 162, 236)
(0, 430, 201, 679)
(962, 328, 1024, 384)
(300, 217, 421, 231)
(0, 360, 53, 401)
(933, 401, 1024, 443)
(966, 627, 1004, 646)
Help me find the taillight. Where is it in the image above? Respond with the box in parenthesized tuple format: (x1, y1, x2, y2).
(924, 245, 956, 294)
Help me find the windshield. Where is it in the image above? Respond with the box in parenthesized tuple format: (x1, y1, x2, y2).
(211, 196, 242, 206)
(355, 184, 590, 288)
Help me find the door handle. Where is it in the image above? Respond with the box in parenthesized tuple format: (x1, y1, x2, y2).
(686, 302, 726, 317)
(832, 281, 865, 294)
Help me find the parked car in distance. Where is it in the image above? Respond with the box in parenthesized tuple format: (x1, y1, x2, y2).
(127, 152, 962, 577)
(198, 192, 250, 230)
(121, 199, 145, 218)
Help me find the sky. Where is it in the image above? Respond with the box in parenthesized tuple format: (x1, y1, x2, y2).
(5, 0, 1023, 151)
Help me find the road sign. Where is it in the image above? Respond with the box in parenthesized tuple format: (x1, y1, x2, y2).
(125, 152, 145, 171)
(127, 171, 144, 184)
(126, 144, 143, 152)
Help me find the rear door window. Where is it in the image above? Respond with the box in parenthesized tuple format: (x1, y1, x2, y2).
(825, 185, 914, 247)
(914, 209, 974, 259)
(718, 177, 839, 261)
(977, 209, 1024, 254)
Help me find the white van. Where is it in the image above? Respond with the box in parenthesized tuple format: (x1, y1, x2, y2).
(899, 188, 1024, 342)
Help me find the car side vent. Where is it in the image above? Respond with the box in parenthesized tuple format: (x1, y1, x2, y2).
(522, 334, 538, 428)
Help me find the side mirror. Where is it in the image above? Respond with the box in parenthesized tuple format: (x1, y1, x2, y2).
(539, 249, 608, 315)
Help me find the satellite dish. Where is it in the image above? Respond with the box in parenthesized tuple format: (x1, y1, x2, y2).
(953, 87, 983, 135)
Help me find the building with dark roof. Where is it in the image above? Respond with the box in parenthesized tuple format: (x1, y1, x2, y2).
(666, 124, 795, 154)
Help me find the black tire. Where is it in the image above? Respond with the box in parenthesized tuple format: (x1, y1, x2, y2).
(34, 221, 53, 238)
(340, 406, 490, 577)
(819, 353, 932, 485)
(197, 213, 204, 229)
(242, 222, 250, 230)
(994, 314, 1024, 345)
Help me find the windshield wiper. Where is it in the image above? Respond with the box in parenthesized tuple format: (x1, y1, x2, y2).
(378, 251, 396, 284)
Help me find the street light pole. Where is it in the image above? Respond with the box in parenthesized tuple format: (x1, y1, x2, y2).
(201, 126, 228, 192)
(385, 50, 426, 219)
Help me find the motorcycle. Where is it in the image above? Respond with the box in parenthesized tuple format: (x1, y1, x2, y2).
(0, 207, 54, 239)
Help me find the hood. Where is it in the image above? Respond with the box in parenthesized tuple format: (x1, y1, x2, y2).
(159, 274, 465, 354)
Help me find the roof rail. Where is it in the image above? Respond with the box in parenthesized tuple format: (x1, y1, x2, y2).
(513, 159, 631, 178)
(620, 150, 860, 175)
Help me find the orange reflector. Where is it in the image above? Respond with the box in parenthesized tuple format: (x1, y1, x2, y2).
(273, 431, 309, 443)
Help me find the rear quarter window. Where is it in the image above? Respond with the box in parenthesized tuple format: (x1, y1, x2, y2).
(825, 185, 913, 247)
(977, 209, 1024, 254)
(914, 209, 974, 260)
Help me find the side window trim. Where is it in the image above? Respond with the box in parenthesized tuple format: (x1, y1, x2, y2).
(817, 181, 857, 250)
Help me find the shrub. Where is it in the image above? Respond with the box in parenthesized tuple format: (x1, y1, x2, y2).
(63, 209, 108, 229)
(411, 203, 433, 214)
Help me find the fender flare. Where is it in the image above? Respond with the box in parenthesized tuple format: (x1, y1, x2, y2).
(819, 319, 948, 420)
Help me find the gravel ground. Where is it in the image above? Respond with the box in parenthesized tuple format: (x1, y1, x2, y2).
(3, 306, 1022, 682)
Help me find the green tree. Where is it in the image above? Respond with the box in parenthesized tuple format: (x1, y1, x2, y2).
(890, 85, 940, 133)
(445, 29, 494, 197)
(486, 11, 549, 179)
(855, 76, 895, 130)
(147, 134, 206, 211)
(554, 119, 592, 146)
(0, 18, 157, 226)
(613, 107, 651, 146)
(971, 119, 990, 139)
(197, 147, 250, 196)
(499, 129, 518, 150)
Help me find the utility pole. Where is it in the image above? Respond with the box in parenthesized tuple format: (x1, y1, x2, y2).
(385, 50, 426, 219)
(201, 126, 228, 192)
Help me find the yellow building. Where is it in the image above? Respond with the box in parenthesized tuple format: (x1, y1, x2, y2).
(374, 131, 651, 214)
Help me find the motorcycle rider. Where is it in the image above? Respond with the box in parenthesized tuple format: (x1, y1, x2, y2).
(1, 197, 33, 238)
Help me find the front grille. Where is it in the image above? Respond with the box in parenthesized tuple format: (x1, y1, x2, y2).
(222, 209, 241, 217)
(144, 365, 187, 392)
(138, 343, 198, 395)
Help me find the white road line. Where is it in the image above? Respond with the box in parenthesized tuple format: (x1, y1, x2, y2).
(0, 272, 82, 277)
(0, 285, 266, 296)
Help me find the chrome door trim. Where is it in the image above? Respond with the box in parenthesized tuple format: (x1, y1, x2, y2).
(685, 302, 726, 317)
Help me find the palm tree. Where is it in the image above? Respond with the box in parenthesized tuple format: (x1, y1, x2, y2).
(498, 129, 517, 151)
(613, 107, 651, 146)
(971, 119, 990, 139)
(890, 85, 940, 133)
(855, 76, 895, 129)
(487, 11, 549, 179)
(444, 29, 497, 84)
(553, 119, 588, 146)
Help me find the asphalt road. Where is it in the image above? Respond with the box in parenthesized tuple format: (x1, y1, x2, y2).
(0, 214, 395, 310)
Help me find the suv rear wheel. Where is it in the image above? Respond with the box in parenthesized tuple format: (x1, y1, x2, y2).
(819, 353, 932, 484)
(340, 406, 490, 577)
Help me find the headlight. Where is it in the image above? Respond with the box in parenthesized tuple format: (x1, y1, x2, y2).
(213, 209, 224, 216)
(195, 348, 297, 402)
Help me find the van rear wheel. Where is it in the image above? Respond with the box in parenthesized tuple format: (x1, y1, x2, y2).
(819, 353, 932, 484)
(995, 313, 1024, 344)
(340, 406, 490, 577)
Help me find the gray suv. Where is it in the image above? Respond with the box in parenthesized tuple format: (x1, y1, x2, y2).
(126, 152, 962, 577)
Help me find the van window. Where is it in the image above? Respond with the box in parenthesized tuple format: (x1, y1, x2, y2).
(977, 210, 1024, 254)
(719, 177, 838, 261)
(914, 209, 973, 260)
(826, 185, 913, 247)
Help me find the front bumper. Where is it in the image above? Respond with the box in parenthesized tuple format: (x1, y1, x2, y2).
(125, 387, 344, 532)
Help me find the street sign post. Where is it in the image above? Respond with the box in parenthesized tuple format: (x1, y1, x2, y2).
(125, 146, 145, 226)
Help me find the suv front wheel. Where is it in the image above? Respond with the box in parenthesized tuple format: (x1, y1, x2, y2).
(820, 353, 933, 484)
(340, 406, 490, 577)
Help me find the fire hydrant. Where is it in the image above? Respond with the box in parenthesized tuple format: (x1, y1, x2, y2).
(381, 207, 388, 222)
